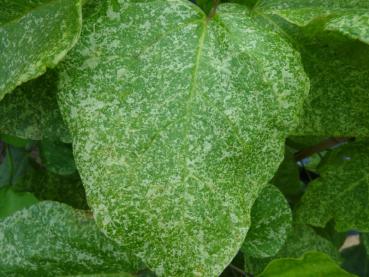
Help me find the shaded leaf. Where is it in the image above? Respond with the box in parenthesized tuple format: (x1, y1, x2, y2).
(0, 186, 38, 219)
(39, 140, 76, 175)
(254, 0, 369, 44)
(242, 184, 292, 258)
(57, 1, 308, 275)
(297, 142, 369, 232)
(0, 0, 82, 99)
(15, 168, 88, 210)
(0, 71, 71, 142)
(0, 201, 142, 276)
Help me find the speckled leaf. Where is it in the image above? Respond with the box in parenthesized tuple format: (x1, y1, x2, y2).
(0, 201, 142, 277)
(39, 140, 76, 175)
(297, 141, 369, 232)
(0, 71, 71, 142)
(0, 0, 82, 99)
(242, 184, 292, 258)
(253, 0, 369, 44)
(0, 186, 38, 219)
(246, 1, 369, 137)
(245, 224, 340, 274)
(57, 1, 308, 276)
(292, 33, 369, 137)
(259, 252, 354, 277)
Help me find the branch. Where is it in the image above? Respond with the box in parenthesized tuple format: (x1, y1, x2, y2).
(294, 137, 352, 161)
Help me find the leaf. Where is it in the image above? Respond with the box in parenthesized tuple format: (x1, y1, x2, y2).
(253, 0, 369, 44)
(292, 32, 369, 137)
(57, 1, 309, 276)
(0, 186, 38, 220)
(0, 134, 31, 148)
(0, 144, 31, 188)
(0, 71, 71, 142)
(245, 224, 341, 274)
(0, 201, 142, 276)
(247, 3, 369, 137)
(242, 184, 292, 258)
(0, 0, 82, 100)
(39, 140, 76, 175)
(297, 141, 369, 232)
(258, 251, 354, 277)
(271, 146, 303, 197)
(14, 168, 88, 210)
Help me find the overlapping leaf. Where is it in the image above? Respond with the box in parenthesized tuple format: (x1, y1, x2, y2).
(57, 0, 308, 275)
(245, 1, 369, 137)
(245, 224, 341, 274)
(242, 184, 292, 258)
(259, 252, 354, 277)
(253, 0, 369, 44)
(297, 142, 369, 232)
(0, 201, 142, 277)
(0, 0, 82, 99)
(0, 71, 71, 142)
(0, 186, 38, 219)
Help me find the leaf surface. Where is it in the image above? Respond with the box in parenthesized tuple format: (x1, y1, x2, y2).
(297, 141, 369, 232)
(57, 1, 308, 275)
(258, 251, 354, 277)
(254, 0, 369, 44)
(0, 201, 142, 277)
(0, 71, 71, 142)
(0, 0, 82, 99)
(242, 184, 292, 258)
(0, 186, 38, 219)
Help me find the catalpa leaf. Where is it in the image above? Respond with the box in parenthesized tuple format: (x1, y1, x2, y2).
(242, 184, 292, 258)
(0, 71, 71, 142)
(0, 0, 82, 100)
(259, 252, 354, 277)
(57, 1, 308, 275)
(297, 141, 369, 232)
(253, 0, 369, 44)
(0, 201, 142, 276)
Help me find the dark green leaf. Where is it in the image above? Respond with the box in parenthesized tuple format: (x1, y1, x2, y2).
(0, 186, 38, 219)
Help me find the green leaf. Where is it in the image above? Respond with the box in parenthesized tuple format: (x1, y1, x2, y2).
(39, 140, 76, 175)
(0, 134, 31, 148)
(0, 201, 142, 276)
(0, 0, 82, 100)
(271, 146, 303, 197)
(242, 184, 292, 258)
(297, 141, 369, 232)
(0, 186, 38, 219)
(0, 71, 71, 142)
(14, 168, 88, 210)
(57, 1, 308, 275)
(245, 224, 341, 274)
(258, 251, 354, 277)
(292, 33, 369, 137)
(0, 144, 31, 188)
(253, 0, 369, 44)
(245, 2, 369, 137)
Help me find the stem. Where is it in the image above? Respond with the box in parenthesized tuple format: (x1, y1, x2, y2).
(229, 264, 247, 276)
(208, 0, 220, 19)
(294, 137, 352, 161)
